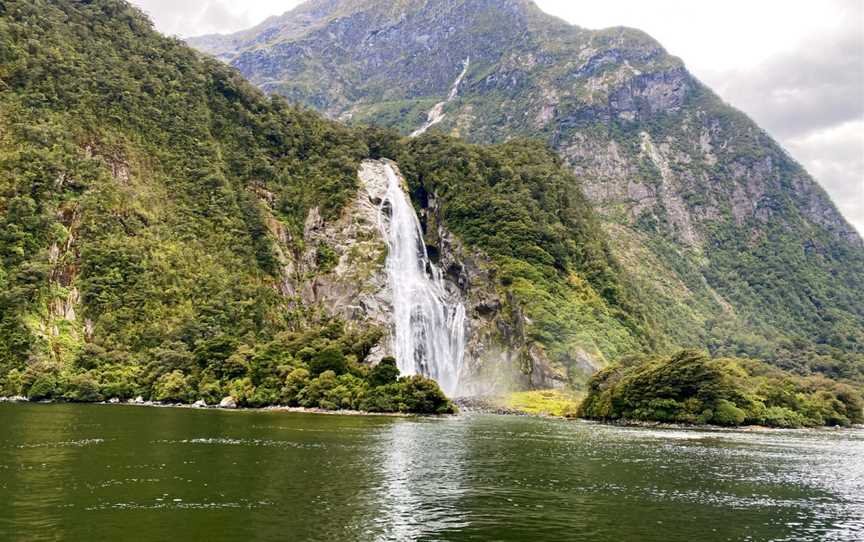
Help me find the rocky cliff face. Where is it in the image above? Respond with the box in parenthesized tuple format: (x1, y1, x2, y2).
(189, 0, 864, 369)
(278, 158, 568, 394)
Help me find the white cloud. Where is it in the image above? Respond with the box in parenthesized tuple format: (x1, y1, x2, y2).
(130, 0, 864, 234)
(131, 0, 300, 37)
(785, 120, 864, 232)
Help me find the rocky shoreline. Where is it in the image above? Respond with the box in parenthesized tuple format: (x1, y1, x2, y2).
(453, 397, 535, 416)
(0, 396, 426, 417)
(0, 395, 535, 418)
(581, 417, 863, 432)
(5, 396, 856, 429)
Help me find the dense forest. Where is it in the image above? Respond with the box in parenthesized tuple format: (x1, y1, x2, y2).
(0, 0, 448, 412)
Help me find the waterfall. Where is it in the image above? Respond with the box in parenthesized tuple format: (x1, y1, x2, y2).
(376, 164, 466, 396)
(411, 57, 470, 137)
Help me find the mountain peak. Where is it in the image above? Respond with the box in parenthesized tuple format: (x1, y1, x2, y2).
(188, 0, 563, 62)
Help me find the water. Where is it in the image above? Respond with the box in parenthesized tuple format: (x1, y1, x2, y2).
(411, 57, 470, 137)
(1, 404, 861, 542)
(377, 164, 466, 396)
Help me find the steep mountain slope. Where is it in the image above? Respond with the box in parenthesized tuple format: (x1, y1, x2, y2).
(190, 0, 864, 380)
(0, 0, 655, 401)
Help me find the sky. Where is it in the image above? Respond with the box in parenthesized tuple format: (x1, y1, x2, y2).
(131, 0, 864, 234)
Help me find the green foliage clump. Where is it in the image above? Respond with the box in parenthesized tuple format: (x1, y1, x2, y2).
(153, 371, 195, 403)
(368, 356, 400, 387)
(62, 372, 104, 402)
(578, 350, 864, 427)
(0, 317, 454, 414)
(315, 244, 339, 273)
(309, 346, 348, 376)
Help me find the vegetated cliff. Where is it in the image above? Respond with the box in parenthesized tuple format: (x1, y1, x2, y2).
(0, 0, 652, 402)
(190, 0, 864, 383)
(578, 350, 864, 428)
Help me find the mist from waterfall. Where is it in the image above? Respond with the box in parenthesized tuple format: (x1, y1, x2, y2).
(377, 163, 466, 396)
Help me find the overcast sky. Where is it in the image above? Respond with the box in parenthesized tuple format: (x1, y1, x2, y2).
(131, 0, 864, 234)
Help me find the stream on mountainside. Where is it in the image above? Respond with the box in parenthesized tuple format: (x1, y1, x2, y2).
(411, 57, 470, 137)
(1, 403, 861, 542)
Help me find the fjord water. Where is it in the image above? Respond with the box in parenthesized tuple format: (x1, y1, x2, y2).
(1, 404, 861, 541)
(378, 164, 466, 396)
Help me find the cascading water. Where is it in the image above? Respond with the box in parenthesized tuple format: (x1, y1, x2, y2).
(377, 164, 466, 396)
(411, 57, 470, 137)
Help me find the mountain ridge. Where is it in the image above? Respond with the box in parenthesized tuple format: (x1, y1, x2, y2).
(190, 0, 859, 244)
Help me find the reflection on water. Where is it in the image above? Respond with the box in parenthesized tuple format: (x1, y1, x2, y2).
(0, 404, 861, 542)
(375, 419, 469, 540)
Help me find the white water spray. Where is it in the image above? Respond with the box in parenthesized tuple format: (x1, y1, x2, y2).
(376, 164, 466, 396)
(411, 57, 470, 137)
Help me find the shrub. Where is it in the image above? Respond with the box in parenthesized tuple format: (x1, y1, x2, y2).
(368, 356, 400, 387)
(27, 375, 59, 401)
(396, 375, 454, 414)
(578, 350, 864, 428)
(309, 346, 348, 376)
(323, 374, 367, 410)
(761, 406, 807, 428)
(359, 386, 399, 412)
(98, 365, 140, 400)
(198, 375, 223, 405)
(298, 370, 338, 408)
(63, 372, 104, 402)
(316, 244, 338, 273)
(153, 371, 195, 403)
(1, 369, 24, 396)
(281, 368, 311, 406)
(226, 377, 256, 406)
(22, 363, 62, 400)
(246, 386, 280, 408)
(712, 399, 746, 426)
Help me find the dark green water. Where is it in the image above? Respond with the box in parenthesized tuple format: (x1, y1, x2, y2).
(0, 404, 861, 541)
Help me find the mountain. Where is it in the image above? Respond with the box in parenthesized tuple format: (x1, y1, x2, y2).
(189, 0, 864, 381)
(0, 0, 660, 403)
(1, 0, 861, 409)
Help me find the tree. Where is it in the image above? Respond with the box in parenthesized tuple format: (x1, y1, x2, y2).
(309, 346, 348, 376)
(368, 356, 400, 387)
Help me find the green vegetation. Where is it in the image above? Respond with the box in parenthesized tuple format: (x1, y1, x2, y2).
(579, 350, 864, 428)
(638, 86, 864, 379)
(1, 320, 454, 414)
(505, 389, 582, 418)
(0, 0, 365, 368)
